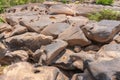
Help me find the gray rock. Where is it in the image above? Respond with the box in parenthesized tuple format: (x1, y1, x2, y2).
(41, 23, 70, 38)
(5, 32, 53, 50)
(96, 44, 120, 62)
(58, 25, 91, 46)
(45, 39, 68, 65)
(0, 42, 7, 59)
(83, 20, 120, 43)
(2, 62, 69, 80)
(49, 4, 75, 15)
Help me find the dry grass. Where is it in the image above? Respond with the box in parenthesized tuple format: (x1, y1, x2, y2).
(0, 66, 6, 75)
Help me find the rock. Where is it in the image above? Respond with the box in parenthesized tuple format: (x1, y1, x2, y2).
(20, 15, 67, 33)
(49, 4, 76, 15)
(96, 44, 120, 62)
(82, 20, 120, 43)
(0, 23, 12, 33)
(5, 32, 53, 50)
(2, 62, 69, 80)
(45, 39, 68, 65)
(0, 42, 7, 59)
(10, 25, 28, 37)
(84, 45, 100, 51)
(41, 23, 70, 38)
(85, 58, 120, 80)
(74, 46, 81, 53)
(67, 16, 89, 27)
(54, 49, 75, 69)
(58, 25, 91, 46)
(114, 32, 120, 43)
(6, 50, 29, 62)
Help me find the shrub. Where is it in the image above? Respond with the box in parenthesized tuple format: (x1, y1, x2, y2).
(96, 0, 114, 5)
(87, 9, 120, 21)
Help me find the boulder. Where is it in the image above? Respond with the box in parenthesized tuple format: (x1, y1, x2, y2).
(49, 4, 75, 15)
(20, 15, 67, 33)
(5, 32, 53, 50)
(54, 49, 75, 69)
(41, 22, 70, 38)
(67, 16, 89, 27)
(96, 44, 120, 62)
(9, 25, 28, 37)
(58, 25, 91, 46)
(0, 23, 12, 33)
(74, 46, 82, 53)
(82, 20, 120, 43)
(1, 62, 69, 80)
(44, 39, 68, 65)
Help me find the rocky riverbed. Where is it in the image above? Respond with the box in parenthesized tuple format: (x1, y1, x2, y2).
(0, 2, 120, 80)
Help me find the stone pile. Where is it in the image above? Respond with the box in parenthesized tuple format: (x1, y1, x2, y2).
(0, 2, 120, 80)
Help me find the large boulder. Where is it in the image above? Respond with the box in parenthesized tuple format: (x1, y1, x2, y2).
(96, 43, 120, 62)
(82, 20, 120, 43)
(58, 25, 91, 46)
(41, 22, 70, 38)
(20, 15, 67, 33)
(44, 39, 68, 65)
(49, 4, 75, 15)
(5, 32, 53, 50)
(1, 62, 69, 80)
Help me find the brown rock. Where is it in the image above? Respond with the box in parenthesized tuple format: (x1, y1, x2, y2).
(0, 42, 7, 59)
(96, 44, 120, 62)
(2, 62, 69, 80)
(58, 25, 91, 46)
(74, 46, 81, 53)
(5, 32, 53, 50)
(82, 20, 120, 43)
(114, 32, 120, 43)
(20, 15, 67, 33)
(49, 4, 76, 15)
(0, 23, 12, 33)
(41, 22, 70, 38)
(45, 39, 68, 65)
(84, 45, 100, 51)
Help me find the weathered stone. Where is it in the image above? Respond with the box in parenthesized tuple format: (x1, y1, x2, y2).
(85, 58, 120, 80)
(2, 62, 69, 80)
(0, 42, 7, 59)
(20, 15, 67, 33)
(41, 23, 70, 38)
(54, 49, 75, 69)
(74, 46, 81, 53)
(96, 44, 120, 62)
(49, 4, 76, 15)
(45, 39, 68, 65)
(84, 45, 100, 51)
(5, 32, 53, 50)
(67, 16, 89, 26)
(58, 25, 91, 46)
(10, 25, 28, 37)
(83, 20, 120, 43)
(114, 32, 120, 43)
(0, 23, 12, 33)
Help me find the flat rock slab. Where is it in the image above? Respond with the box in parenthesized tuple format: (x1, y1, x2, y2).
(58, 25, 91, 46)
(83, 20, 120, 43)
(1, 62, 69, 80)
(20, 15, 67, 33)
(96, 43, 120, 62)
(5, 32, 53, 50)
(41, 22, 70, 38)
(45, 39, 68, 65)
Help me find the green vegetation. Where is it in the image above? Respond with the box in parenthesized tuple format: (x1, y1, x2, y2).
(88, 9, 120, 21)
(96, 0, 114, 5)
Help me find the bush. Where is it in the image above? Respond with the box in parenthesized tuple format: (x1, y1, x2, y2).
(96, 0, 114, 5)
(88, 9, 120, 21)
